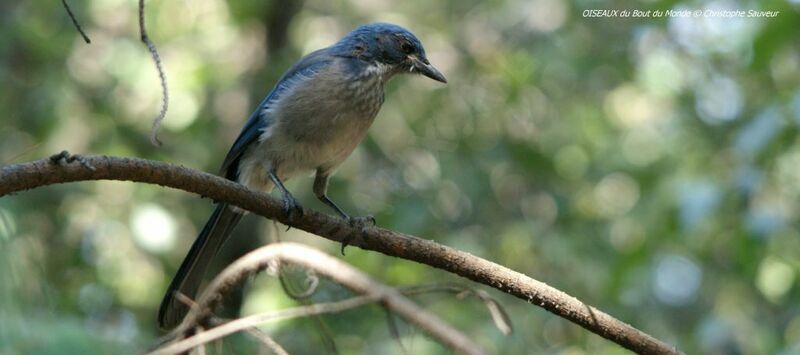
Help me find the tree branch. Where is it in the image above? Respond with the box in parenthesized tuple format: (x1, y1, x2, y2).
(0, 154, 681, 354)
(153, 243, 483, 355)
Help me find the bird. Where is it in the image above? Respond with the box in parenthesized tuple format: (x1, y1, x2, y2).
(158, 22, 446, 329)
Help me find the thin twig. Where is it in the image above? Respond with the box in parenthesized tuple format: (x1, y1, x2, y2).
(209, 317, 290, 355)
(0, 155, 682, 355)
(2, 142, 42, 165)
(278, 265, 319, 300)
(138, 0, 168, 146)
(156, 243, 483, 355)
(384, 306, 408, 355)
(278, 266, 339, 352)
(244, 328, 290, 355)
(61, 0, 91, 43)
(151, 295, 378, 355)
(401, 283, 513, 336)
(195, 326, 207, 355)
(272, 220, 338, 353)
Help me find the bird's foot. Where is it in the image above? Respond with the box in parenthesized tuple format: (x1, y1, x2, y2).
(49, 150, 96, 171)
(340, 215, 375, 255)
(282, 197, 303, 231)
(348, 215, 376, 227)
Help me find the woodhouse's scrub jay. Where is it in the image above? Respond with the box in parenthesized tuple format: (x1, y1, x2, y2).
(158, 23, 446, 329)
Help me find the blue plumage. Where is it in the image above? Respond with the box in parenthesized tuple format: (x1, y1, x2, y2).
(159, 23, 446, 329)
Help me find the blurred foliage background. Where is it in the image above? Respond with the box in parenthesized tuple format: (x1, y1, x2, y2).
(2, 0, 800, 354)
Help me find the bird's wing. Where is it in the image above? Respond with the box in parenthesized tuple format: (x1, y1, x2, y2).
(218, 48, 335, 180)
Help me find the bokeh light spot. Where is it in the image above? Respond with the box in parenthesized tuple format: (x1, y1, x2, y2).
(594, 173, 640, 217)
(695, 76, 743, 124)
(554, 145, 588, 179)
(523, 0, 568, 33)
(756, 257, 795, 302)
(130, 203, 177, 254)
(653, 254, 702, 306)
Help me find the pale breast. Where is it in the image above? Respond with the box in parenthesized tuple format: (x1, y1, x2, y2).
(256, 59, 386, 177)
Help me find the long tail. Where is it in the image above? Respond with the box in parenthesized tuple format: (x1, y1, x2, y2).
(158, 203, 243, 329)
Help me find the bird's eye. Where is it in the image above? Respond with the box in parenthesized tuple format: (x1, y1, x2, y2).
(400, 41, 415, 54)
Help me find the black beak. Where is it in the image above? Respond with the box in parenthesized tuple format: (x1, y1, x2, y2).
(410, 56, 447, 83)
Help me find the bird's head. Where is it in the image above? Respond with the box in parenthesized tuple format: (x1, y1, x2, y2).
(335, 23, 447, 83)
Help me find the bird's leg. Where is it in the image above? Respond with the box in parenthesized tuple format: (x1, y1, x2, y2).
(268, 168, 303, 225)
(313, 170, 376, 223)
(314, 170, 375, 255)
